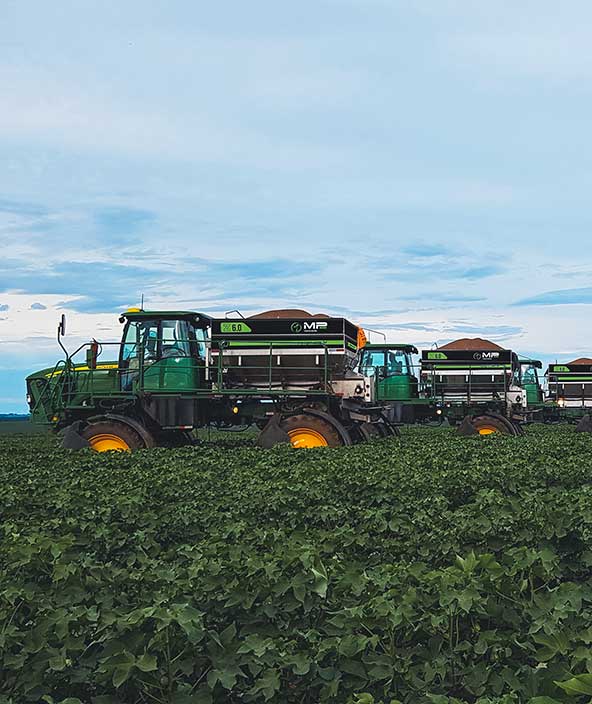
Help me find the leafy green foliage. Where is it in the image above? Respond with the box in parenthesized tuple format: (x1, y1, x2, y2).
(2, 425, 592, 702)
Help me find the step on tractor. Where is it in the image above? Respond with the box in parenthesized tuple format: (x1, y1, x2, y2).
(358, 339, 530, 435)
(26, 309, 398, 451)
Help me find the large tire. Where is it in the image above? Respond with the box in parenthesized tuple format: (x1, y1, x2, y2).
(466, 414, 519, 436)
(156, 430, 194, 448)
(280, 414, 344, 448)
(356, 419, 400, 442)
(80, 419, 147, 452)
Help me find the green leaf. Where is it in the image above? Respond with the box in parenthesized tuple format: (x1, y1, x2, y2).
(341, 658, 367, 679)
(288, 653, 311, 675)
(338, 634, 367, 657)
(209, 666, 241, 690)
(249, 668, 281, 701)
(534, 632, 570, 661)
(112, 663, 132, 688)
(219, 623, 237, 646)
(555, 673, 592, 696)
(353, 695, 374, 704)
(135, 653, 157, 672)
(311, 560, 328, 598)
(192, 689, 213, 704)
(48, 654, 67, 671)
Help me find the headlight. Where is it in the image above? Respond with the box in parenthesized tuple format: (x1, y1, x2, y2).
(558, 397, 565, 407)
(26, 393, 32, 405)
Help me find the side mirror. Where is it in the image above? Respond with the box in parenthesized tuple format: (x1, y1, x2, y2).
(58, 314, 67, 337)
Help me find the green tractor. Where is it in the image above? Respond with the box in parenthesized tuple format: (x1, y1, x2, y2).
(26, 309, 398, 451)
(545, 358, 592, 430)
(358, 343, 431, 423)
(518, 357, 544, 406)
(510, 356, 592, 430)
(358, 340, 530, 435)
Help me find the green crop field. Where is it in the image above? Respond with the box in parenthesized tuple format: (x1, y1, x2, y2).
(2, 427, 592, 704)
(0, 418, 45, 435)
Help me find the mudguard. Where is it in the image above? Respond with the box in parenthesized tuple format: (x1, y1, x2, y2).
(61, 421, 90, 449)
(302, 407, 354, 446)
(457, 416, 478, 436)
(85, 413, 156, 448)
(257, 414, 291, 448)
(576, 414, 592, 433)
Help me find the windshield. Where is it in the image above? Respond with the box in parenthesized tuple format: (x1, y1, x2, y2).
(522, 364, 539, 385)
(161, 319, 192, 357)
(386, 350, 410, 375)
(359, 349, 385, 376)
(360, 348, 411, 377)
(121, 319, 195, 363)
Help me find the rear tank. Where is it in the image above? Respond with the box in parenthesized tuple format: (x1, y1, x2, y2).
(209, 316, 367, 396)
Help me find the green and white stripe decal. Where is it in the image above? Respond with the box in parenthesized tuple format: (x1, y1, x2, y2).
(428, 364, 511, 370)
(225, 339, 345, 348)
(555, 376, 592, 382)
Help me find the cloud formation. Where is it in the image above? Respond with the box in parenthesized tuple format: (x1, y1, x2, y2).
(2, 0, 592, 411)
(513, 288, 592, 307)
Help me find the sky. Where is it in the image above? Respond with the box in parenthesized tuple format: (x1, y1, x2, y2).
(1, 0, 592, 412)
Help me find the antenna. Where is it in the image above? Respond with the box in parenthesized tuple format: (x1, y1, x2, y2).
(141, 293, 144, 310)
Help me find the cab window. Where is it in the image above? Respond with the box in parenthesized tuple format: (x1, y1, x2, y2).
(194, 327, 207, 359)
(360, 349, 386, 376)
(522, 365, 539, 385)
(386, 350, 410, 376)
(161, 319, 192, 358)
(122, 320, 159, 362)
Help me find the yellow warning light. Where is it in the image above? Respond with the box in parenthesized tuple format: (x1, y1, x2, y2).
(52, 416, 59, 422)
(126, 307, 142, 313)
(232, 406, 239, 414)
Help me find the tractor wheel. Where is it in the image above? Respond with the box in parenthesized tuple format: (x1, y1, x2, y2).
(356, 419, 400, 442)
(280, 414, 344, 448)
(383, 421, 401, 438)
(81, 419, 147, 452)
(463, 414, 519, 437)
(156, 430, 194, 448)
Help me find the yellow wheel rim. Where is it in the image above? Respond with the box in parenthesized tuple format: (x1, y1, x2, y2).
(288, 428, 329, 448)
(478, 426, 497, 435)
(88, 433, 131, 452)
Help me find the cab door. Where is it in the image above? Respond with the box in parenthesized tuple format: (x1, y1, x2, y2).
(359, 348, 416, 401)
(379, 350, 416, 401)
(120, 319, 201, 393)
(521, 364, 543, 404)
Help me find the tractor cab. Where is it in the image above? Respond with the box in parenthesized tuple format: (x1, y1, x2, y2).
(117, 310, 212, 393)
(358, 343, 419, 401)
(518, 357, 543, 405)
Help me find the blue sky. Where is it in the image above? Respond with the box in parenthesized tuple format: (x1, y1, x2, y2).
(1, 1, 592, 411)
